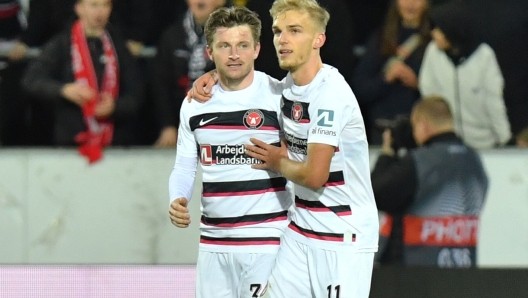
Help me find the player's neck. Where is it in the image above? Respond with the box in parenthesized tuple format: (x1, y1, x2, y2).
(290, 55, 323, 86)
(219, 70, 255, 91)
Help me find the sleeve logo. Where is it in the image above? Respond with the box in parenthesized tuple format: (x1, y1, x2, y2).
(317, 109, 334, 127)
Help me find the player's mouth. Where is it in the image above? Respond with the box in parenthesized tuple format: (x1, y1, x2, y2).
(227, 63, 243, 68)
(278, 49, 293, 58)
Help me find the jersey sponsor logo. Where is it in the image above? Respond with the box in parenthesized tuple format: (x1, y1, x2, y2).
(199, 117, 218, 126)
(316, 109, 334, 127)
(311, 127, 337, 136)
(244, 109, 265, 129)
(284, 132, 307, 155)
(200, 145, 213, 165)
(199, 144, 264, 165)
(291, 102, 303, 123)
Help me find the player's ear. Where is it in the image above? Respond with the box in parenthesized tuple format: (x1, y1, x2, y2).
(313, 33, 326, 49)
(206, 45, 214, 61)
(254, 42, 261, 60)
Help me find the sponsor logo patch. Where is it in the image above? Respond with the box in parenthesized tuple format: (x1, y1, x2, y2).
(317, 109, 334, 127)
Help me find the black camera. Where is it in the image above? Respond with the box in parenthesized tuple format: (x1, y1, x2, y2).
(375, 115, 417, 152)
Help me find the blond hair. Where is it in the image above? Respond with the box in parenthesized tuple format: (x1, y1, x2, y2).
(516, 127, 528, 144)
(270, 0, 330, 32)
(412, 95, 453, 127)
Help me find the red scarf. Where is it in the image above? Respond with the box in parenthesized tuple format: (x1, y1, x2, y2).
(71, 21, 119, 164)
(0, 1, 20, 19)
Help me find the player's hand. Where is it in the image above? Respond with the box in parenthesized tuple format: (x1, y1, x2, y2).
(186, 70, 218, 103)
(245, 138, 288, 172)
(61, 83, 95, 107)
(154, 126, 177, 148)
(169, 198, 191, 228)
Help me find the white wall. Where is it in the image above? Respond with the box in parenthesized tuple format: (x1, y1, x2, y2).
(0, 148, 527, 267)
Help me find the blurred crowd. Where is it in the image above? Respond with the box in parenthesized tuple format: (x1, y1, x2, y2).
(0, 0, 527, 149)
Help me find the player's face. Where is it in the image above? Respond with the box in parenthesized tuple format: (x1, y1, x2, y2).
(75, 0, 112, 32)
(272, 10, 321, 72)
(207, 25, 260, 86)
(398, 0, 427, 27)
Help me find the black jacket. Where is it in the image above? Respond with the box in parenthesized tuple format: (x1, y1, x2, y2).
(152, 12, 215, 130)
(371, 132, 472, 264)
(22, 25, 143, 146)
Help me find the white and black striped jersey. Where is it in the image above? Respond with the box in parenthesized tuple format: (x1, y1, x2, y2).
(281, 65, 379, 252)
(177, 71, 292, 253)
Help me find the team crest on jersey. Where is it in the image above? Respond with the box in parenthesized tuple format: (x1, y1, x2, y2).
(291, 102, 303, 123)
(243, 109, 265, 129)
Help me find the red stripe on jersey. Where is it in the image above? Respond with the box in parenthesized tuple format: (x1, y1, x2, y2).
(200, 236, 281, 246)
(298, 119, 310, 123)
(288, 222, 344, 242)
(201, 215, 288, 228)
(203, 186, 286, 197)
(295, 196, 352, 216)
(199, 125, 279, 131)
(324, 181, 345, 187)
(295, 202, 329, 212)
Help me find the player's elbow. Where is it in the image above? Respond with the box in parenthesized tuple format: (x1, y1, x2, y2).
(302, 173, 330, 190)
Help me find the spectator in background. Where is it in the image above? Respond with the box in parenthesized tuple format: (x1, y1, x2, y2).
(463, 0, 528, 142)
(345, 0, 390, 53)
(0, 0, 27, 145)
(353, 0, 431, 145)
(8, 0, 153, 59)
(145, 0, 188, 47)
(151, 0, 225, 148)
(516, 127, 528, 148)
(372, 96, 488, 267)
(418, 1, 511, 149)
(6, 0, 151, 146)
(22, 0, 142, 162)
(0, 0, 24, 42)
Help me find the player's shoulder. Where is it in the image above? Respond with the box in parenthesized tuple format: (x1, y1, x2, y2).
(254, 71, 285, 96)
(316, 65, 353, 95)
(180, 95, 201, 117)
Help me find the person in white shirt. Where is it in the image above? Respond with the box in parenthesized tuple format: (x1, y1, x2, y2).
(418, 2, 511, 149)
(167, 6, 291, 298)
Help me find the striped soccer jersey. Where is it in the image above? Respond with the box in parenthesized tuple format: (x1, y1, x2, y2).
(177, 71, 292, 253)
(281, 65, 379, 252)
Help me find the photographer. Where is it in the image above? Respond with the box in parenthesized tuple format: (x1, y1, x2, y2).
(371, 96, 488, 267)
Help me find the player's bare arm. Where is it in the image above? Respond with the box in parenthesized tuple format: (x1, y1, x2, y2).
(169, 197, 191, 228)
(246, 138, 334, 189)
